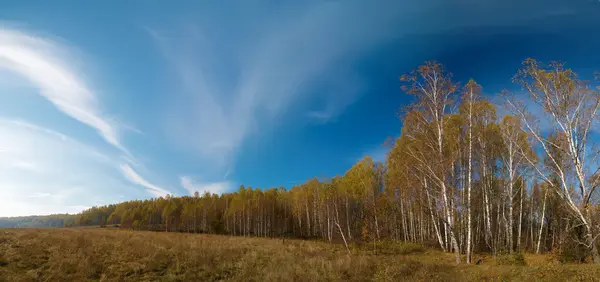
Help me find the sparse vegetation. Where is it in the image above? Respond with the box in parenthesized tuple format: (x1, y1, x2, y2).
(496, 252, 526, 266)
(1, 228, 600, 281)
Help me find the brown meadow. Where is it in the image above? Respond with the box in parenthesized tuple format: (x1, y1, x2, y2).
(1, 228, 599, 281)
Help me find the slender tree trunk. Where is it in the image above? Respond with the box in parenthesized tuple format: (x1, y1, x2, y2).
(419, 204, 424, 243)
(326, 202, 332, 242)
(536, 190, 547, 254)
(506, 148, 514, 254)
(305, 198, 311, 237)
(466, 95, 473, 264)
(345, 196, 352, 241)
(530, 191, 534, 251)
(334, 200, 351, 255)
(409, 207, 415, 242)
(425, 178, 445, 251)
(441, 180, 460, 263)
(400, 196, 408, 242)
(314, 191, 319, 238)
(372, 188, 380, 239)
(434, 118, 460, 263)
(517, 178, 524, 251)
(481, 154, 493, 250)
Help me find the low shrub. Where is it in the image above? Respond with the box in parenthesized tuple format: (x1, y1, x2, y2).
(551, 243, 589, 263)
(375, 240, 425, 255)
(496, 252, 526, 266)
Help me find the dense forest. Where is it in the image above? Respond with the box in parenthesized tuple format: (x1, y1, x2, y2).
(0, 214, 76, 228)
(6, 59, 600, 264)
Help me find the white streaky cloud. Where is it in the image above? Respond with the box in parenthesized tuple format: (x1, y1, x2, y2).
(180, 176, 232, 196)
(0, 119, 112, 166)
(152, 3, 391, 171)
(0, 119, 136, 217)
(151, 1, 577, 176)
(0, 118, 112, 170)
(0, 27, 122, 151)
(120, 164, 172, 197)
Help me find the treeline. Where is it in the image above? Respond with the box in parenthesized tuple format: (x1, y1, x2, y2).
(0, 214, 76, 228)
(63, 59, 600, 264)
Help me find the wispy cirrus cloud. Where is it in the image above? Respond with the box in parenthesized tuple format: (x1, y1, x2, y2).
(151, 0, 576, 177)
(0, 26, 122, 151)
(150, 2, 410, 174)
(180, 176, 232, 196)
(0, 26, 170, 210)
(0, 119, 132, 216)
(120, 164, 172, 197)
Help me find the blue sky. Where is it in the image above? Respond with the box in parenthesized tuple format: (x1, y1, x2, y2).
(1, 0, 599, 216)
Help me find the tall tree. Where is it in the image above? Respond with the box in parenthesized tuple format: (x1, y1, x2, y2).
(507, 59, 600, 263)
(499, 114, 533, 253)
(401, 61, 461, 263)
(462, 79, 480, 263)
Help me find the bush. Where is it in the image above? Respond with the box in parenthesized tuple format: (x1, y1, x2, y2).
(422, 239, 441, 249)
(551, 243, 589, 263)
(375, 240, 425, 255)
(496, 252, 526, 266)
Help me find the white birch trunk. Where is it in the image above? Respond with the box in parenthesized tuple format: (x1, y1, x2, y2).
(517, 178, 524, 251)
(536, 190, 547, 254)
(466, 93, 473, 263)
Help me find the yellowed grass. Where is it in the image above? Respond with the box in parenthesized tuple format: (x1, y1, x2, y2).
(0, 228, 599, 281)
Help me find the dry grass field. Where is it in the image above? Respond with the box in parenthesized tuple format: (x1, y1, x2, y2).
(1, 228, 599, 281)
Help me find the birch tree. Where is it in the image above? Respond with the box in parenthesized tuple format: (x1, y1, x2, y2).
(507, 58, 600, 263)
(462, 79, 480, 263)
(499, 114, 533, 253)
(401, 61, 461, 263)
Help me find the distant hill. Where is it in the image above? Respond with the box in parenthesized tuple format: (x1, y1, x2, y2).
(0, 214, 77, 228)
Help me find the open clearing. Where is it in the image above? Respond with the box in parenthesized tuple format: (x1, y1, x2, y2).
(0, 228, 599, 281)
